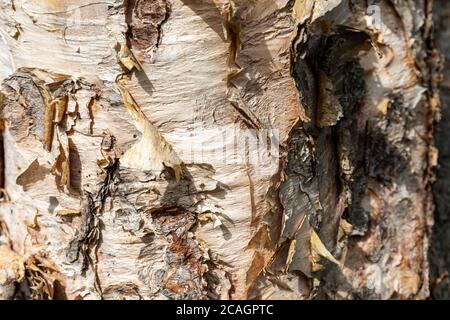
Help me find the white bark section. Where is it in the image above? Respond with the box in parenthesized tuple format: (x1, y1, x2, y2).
(0, 0, 302, 299)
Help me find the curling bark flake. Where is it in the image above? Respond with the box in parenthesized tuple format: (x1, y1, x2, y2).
(0, 0, 442, 300)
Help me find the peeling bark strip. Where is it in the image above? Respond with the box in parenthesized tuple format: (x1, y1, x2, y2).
(0, 0, 443, 300)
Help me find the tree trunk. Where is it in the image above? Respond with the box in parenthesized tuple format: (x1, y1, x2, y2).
(0, 0, 442, 300)
(430, 0, 450, 299)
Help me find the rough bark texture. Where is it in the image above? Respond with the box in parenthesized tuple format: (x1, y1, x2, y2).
(0, 0, 443, 300)
(430, 0, 450, 300)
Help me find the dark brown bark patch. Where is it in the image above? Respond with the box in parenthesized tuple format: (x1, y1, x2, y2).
(430, 0, 450, 299)
(125, 0, 172, 54)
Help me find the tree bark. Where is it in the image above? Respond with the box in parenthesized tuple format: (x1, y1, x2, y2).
(0, 0, 442, 300)
(430, 0, 450, 299)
